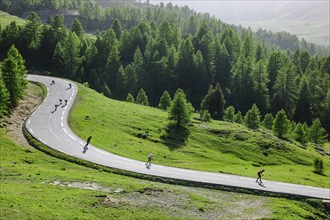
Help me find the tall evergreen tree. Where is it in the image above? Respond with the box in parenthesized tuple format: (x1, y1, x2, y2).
(24, 12, 42, 50)
(223, 106, 235, 122)
(252, 60, 270, 114)
(200, 83, 226, 119)
(234, 111, 243, 124)
(267, 50, 284, 97)
(105, 45, 121, 90)
(272, 62, 298, 117)
(293, 75, 312, 124)
(71, 18, 85, 37)
(308, 118, 328, 144)
(0, 74, 10, 117)
(273, 109, 290, 138)
(230, 55, 254, 113)
(1, 45, 27, 106)
(293, 123, 307, 143)
(168, 88, 193, 128)
(111, 19, 123, 39)
(126, 93, 135, 103)
(244, 104, 261, 130)
(136, 88, 149, 106)
(159, 90, 172, 110)
(262, 113, 274, 130)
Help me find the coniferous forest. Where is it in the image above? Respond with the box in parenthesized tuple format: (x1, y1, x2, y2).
(0, 0, 329, 137)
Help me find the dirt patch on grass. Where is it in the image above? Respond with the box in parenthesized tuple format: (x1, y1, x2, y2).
(119, 186, 271, 219)
(4, 83, 43, 148)
(49, 180, 112, 192)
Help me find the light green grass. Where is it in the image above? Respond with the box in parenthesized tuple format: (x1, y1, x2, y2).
(0, 83, 327, 219)
(0, 11, 25, 27)
(69, 84, 330, 188)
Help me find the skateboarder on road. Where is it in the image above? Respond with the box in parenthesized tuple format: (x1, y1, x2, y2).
(256, 169, 265, 183)
(83, 136, 92, 153)
(146, 153, 152, 167)
(50, 80, 55, 85)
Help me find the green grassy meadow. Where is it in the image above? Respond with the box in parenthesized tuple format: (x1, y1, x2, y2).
(0, 82, 328, 219)
(0, 11, 25, 27)
(69, 84, 330, 188)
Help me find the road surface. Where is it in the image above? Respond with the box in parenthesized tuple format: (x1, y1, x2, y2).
(25, 74, 330, 200)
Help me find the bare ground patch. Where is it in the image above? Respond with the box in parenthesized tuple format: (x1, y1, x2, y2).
(4, 83, 43, 147)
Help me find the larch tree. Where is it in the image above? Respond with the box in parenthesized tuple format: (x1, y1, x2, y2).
(159, 90, 172, 110)
(168, 89, 193, 128)
(200, 83, 226, 120)
(136, 88, 149, 106)
(223, 106, 235, 122)
(244, 104, 261, 130)
(308, 118, 328, 144)
(273, 109, 290, 138)
(0, 74, 10, 117)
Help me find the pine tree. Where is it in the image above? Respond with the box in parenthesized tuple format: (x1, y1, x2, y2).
(267, 50, 284, 98)
(244, 104, 261, 130)
(71, 18, 85, 37)
(308, 118, 328, 144)
(234, 111, 243, 124)
(0, 75, 10, 117)
(231, 55, 254, 113)
(105, 45, 121, 91)
(223, 106, 235, 122)
(200, 83, 226, 119)
(1, 45, 27, 106)
(24, 12, 42, 49)
(272, 62, 298, 117)
(136, 88, 149, 106)
(126, 93, 135, 103)
(293, 75, 312, 124)
(293, 123, 306, 143)
(168, 89, 194, 128)
(159, 90, 172, 110)
(273, 109, 290, 138)
(111, 19, 123, 39)
(252, 60, 270, 114)
(262, 113, 274, 130)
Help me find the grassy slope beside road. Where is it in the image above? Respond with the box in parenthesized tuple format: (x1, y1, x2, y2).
(69, 84, 330, 188)
(0, 82, 327, 219)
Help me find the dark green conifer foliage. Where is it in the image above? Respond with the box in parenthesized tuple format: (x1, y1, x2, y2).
(126, 93, 135, 103)
(159, 90, 172, 110)
(136, 88, 149, 106)
(71, 18, 85, 37)
(273, 109, 290, 138)
(293, 123, 306, 143)
(293, 76, 312, 124)
(1, 45, 27, 107)
(262, 113, 274, 130)
(234, 111, 243, 124)
(223, 106, 235, 122)
(308, 118, 328, 144)
(200, 83, 226, 120)
(111, 19, 123, 39)
(244, 104, 261, 130)
(0, 75, 10, 117)
(168, 89, 193, 128)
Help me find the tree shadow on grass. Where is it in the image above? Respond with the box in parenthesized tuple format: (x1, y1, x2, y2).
(160, 124, 190, 151)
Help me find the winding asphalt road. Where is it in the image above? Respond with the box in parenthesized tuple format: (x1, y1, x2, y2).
(26, 74, 330, 200)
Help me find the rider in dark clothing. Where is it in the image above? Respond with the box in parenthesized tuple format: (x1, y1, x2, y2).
(83, 136, 92, 152)
(256, 169, 265, 183)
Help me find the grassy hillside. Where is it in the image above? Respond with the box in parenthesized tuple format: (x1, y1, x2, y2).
(0, 82, 327, 219)
(69, 84, 330, 188)
(0, 11, 25, 27)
